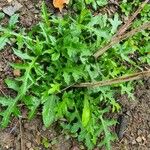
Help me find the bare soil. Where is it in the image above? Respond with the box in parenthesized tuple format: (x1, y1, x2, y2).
(112, 79, 150, 150)
(0, 0, 150, 150)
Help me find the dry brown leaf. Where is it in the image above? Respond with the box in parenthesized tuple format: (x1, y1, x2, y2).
(53, 0, 69, 12)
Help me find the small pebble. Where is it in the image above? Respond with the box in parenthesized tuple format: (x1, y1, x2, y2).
(142, 136, 146, 141)
(13, 69, 21, 77)
(27, 4, 34, 9)
(131, 133, 134, 136)
(26, 142, 32, 148)
(29, 148, 34, 150)
(136, 136, 142, 143)
(42, 126, 46, 131)
(126, 111, 131, 117)
(3, 1, 22, 16)
(132, 140, 136, 145)
(24, 123, 29, 129)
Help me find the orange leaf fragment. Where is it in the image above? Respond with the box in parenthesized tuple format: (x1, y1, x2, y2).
(53, 0, 69, 12)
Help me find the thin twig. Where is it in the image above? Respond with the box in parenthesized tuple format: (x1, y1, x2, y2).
(73, 70, 150, 88)
(93, 0, 149, 59)
(93, 22, 150, 59)
(115, 0, 149, 37)
(56, 83, 76, 94)
(0, 88, 7, 97)
(19, 117, 25, 150)
(10, 121, 19, 134)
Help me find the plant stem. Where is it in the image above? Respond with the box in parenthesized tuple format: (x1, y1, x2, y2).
(115, 0, 149, 37)
(73, 70, 150, 88)
(93, 22, 150, 59)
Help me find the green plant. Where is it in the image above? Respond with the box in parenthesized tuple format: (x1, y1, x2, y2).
(84, 0, 107, 9)
(70, 0, 108, 11)
(0, 13, 19, 51)
(0, 1, 150, 150)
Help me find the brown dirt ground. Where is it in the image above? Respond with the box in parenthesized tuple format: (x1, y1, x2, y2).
(0, 0, 150, 150)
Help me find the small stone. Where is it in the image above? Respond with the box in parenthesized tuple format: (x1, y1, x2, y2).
(27, 5, 34, 9)
(13, 69, 21, 77)
(131, 133, 134, 136)
(141, 136, 146, 141)
(33, 9, 39, 14)
(26, 142, 32, 148)
(147, 134, 150, 138)
(136, 136, 142, 143)
(5, 145, 9, 149)
(42, 126, 46, 131)
(132, 140, 136, 145)
(24, 123, 29, 129)
(3, 1, 22, 16)
(126, 111, 131, 117)
(29, 148, 34, 150)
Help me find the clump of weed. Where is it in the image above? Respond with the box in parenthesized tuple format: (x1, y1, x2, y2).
(0, 1, 149, 150)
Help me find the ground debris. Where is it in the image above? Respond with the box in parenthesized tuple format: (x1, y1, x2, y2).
(2, 0, 22, 16)
(136, 136, 142, 143)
